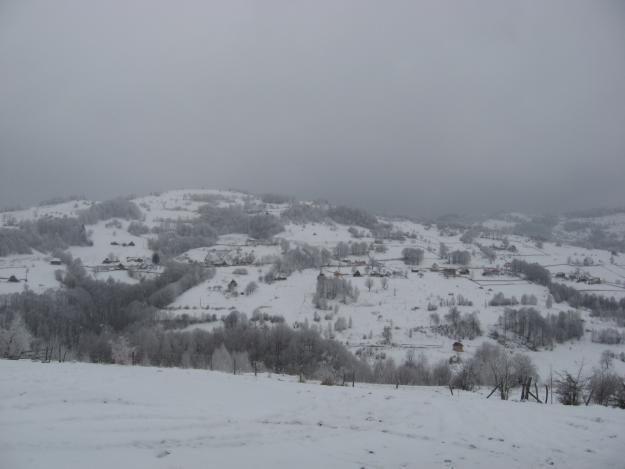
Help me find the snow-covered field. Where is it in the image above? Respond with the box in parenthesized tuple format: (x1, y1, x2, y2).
(1, 360, 624, 469)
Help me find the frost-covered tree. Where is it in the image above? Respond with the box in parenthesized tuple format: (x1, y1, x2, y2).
(402, 248, 424, 266)
(0, 316, 32, 359)
(334, 317, 348, 332)
(245, 281, 258, 295)
(110, 336, 134, 365)
(211, 344, 234, 372)
(334, 242, 350, 259)
(439, 242, 449, 259)
(382, 326, 392, 344)
(449, 250, 471, 265)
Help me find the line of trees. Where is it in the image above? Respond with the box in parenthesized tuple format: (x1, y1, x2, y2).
(198, 205, 284, 239)
(448, 250, 471, 265)
(272, 244, 331, 276)
(0, 255, 211, 360)
(511, 259, 625, 324)
(78, 198, 143, 224)
(452, 342, 538, 399)
(496, 307, 584, 349)
(402, 247, 424, 266)
(149, 221, 218, 257)
(326, 206, 379, 230)
(313, 275, 359, 309)
(0, 217, 92, 257)
(431, 307, 482, 340)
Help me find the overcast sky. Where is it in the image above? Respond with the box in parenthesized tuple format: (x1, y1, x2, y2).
(1, 1, 624, 217)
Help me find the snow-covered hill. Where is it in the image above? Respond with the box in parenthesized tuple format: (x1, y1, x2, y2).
(1, 189, 625, 378)
(1, 360, 623, 469)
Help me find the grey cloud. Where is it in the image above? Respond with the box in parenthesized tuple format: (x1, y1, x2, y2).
(1, 0, 624, 216)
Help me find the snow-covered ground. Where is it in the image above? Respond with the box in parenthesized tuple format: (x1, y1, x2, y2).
(1, 360, 624, 469)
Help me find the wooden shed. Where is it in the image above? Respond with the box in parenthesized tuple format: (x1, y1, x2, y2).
(452, 342, 464, 353)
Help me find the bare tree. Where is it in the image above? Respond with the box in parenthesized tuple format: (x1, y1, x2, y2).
(245, 281, 258, 296)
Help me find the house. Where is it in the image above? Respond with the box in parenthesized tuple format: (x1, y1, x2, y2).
(274, 272, 288, 281)
(442, 268, 457, 277)
(49, 259, 62, 266)
(452, 342, 464, 353)
(128, 241, 135, 247)
(353, 270, 362, 277)
(227, 279, 238, 293)
(457, 268, 470, 275)
(555, 272, 566, 279)
(110, 241, 119, 246)
(8, 275, 19, 283)
(483, 267, 501, 277)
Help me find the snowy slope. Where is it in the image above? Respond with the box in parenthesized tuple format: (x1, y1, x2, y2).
(1, 360, 624, 469)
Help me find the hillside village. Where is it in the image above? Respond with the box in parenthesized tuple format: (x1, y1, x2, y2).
(1, 189, 625, 382)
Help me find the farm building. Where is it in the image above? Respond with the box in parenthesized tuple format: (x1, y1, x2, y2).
(452, 342, 464, 353)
